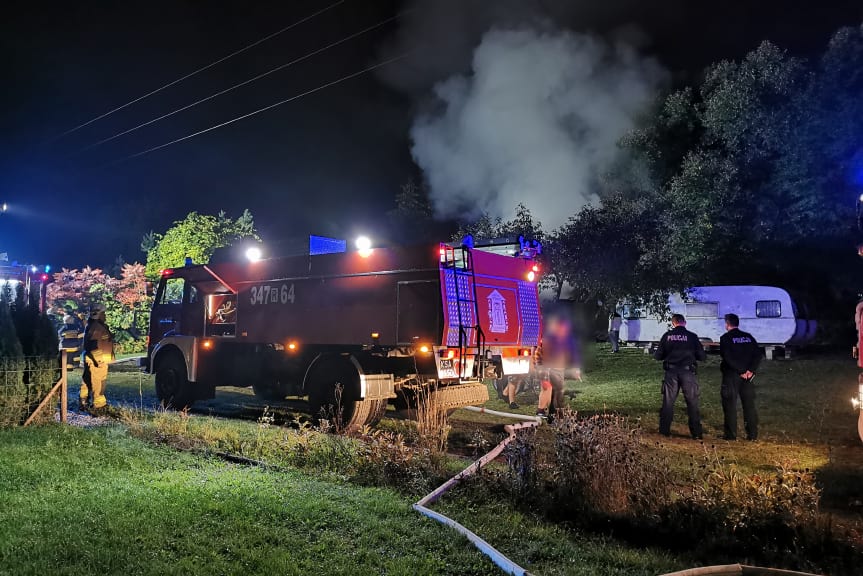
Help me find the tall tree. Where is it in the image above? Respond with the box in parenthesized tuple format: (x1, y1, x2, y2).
(387, 178, 453, 243)
(144, 210, 259, 278)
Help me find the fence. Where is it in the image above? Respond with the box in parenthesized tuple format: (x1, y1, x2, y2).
(0, 352, 67, 427)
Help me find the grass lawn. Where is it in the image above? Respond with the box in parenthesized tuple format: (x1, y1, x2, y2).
(42, 344, 863, 573)
(456, 344, 863, 518)
(0, 425, 686, 576)
(96, 345, 863, 513)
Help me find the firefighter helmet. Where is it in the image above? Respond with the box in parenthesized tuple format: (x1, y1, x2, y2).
(89, 305, 106, 322)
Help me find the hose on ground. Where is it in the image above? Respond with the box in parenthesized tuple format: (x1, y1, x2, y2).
(414, 412, 541, 576)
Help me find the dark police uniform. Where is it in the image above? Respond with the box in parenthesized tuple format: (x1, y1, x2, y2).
(719, 328, 762, 440)
(654, 325, 706, 438)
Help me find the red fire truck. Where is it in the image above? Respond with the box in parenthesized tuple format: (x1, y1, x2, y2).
(143, 239, 542, 430)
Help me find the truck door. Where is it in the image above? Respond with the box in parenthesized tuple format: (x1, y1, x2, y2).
(181, 284, 205, 337)
(150, 276, 186, 345)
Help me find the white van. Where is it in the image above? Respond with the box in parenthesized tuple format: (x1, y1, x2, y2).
(618, 286, 816, 355)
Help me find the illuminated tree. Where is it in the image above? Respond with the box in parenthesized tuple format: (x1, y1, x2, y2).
(143, 210, 259, 279)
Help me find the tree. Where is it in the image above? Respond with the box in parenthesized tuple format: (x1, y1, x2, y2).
(46, 263, 151, 353)
(144, 210, 259, 278)
(387, 179, 453, 243)
(140, 230, 159, 254)
(48, 266, 108, 313)
(608, 31, 863, 294)
(552, 194, 671, 312)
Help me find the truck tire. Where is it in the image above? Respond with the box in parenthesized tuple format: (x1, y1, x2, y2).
(155, 353, 194, 410)
(366, 399, 388, 427)
(306, 356, 383, 432)
(858, 411, 863, 445)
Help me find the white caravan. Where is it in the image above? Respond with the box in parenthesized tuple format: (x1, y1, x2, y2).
(618, 286, 816, 353)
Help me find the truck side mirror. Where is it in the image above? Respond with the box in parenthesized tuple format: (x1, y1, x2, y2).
(145, 281, 155, 297)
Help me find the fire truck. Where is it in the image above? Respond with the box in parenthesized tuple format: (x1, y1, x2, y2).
(0, 262, 51, 311)
(143, 238, 542, 430)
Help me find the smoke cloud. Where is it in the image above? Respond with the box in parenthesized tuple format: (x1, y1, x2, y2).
(410, 26, 665, 229)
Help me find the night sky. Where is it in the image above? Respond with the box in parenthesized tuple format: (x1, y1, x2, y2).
(2, 0, 861, 270)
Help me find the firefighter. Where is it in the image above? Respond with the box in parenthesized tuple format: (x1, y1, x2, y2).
(719, 313, 762, 441)
(654, 314, 706, 439)
(80, 305, 114, 413)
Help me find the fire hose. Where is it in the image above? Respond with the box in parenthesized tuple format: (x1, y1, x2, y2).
(413, 413, 541, 576)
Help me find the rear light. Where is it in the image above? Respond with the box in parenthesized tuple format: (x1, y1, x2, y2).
(419, 345, 430, 353)
(161, 269, 174, 277)
(521, 348, 531, 357)
(439, 348, 458, 359)
(527, 271, 536, 282)
(201, 340, 213, 349)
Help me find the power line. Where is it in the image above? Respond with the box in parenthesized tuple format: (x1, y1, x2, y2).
(47, 0, 346, 144)
(78, 9, 411, 154)
(100, 51, 411, 169)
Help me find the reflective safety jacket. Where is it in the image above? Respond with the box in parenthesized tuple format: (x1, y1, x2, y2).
(84, 320, 114, 363)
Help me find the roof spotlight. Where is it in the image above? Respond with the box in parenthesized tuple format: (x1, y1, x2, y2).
(245, 246, 262, 262)
(355, 236, 372, 251)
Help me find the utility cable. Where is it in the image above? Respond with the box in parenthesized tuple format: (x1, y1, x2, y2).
(100, 51, 411, 168)
(79, 9, 410, 154)
(47, 0, 345, 143)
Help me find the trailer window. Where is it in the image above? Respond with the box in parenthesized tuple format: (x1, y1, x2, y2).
(159, 278, 185, 305)
(622, 305, 646, 320)
(756, 300, 781, 318)
(685, 302, 719, 318)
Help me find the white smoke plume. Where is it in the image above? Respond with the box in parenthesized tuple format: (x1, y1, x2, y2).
(410, 27, 665, 229)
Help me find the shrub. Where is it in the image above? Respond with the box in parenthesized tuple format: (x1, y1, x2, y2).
(0, 358, 26, 427)
(0, 357, 59, 427)
(503, 411, 674, 520)
(351, 427, 447, 494)
(495, 411, 858, 573)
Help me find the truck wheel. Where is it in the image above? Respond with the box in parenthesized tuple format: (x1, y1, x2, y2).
(155, 354, 194, 410)
(366, 399, 388, 427)
(307, 356, 382, 432)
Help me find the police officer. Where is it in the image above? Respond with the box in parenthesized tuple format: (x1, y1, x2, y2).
(80, 306, 114, 413)
(654, 314, 705, 439)
(719, 313, 762, 441)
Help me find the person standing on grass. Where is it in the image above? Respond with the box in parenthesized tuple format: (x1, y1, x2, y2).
(501, 375, 525, 410)
(654, 314, 705, 439)
(719, 313, 762, 441)
(80, 306, 114, 413)
(608, 312, 622, 353)
(535, 311, 580, 419)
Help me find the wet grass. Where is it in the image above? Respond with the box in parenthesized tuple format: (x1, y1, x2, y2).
(0, 425, 498, 576)
(0, 424, 690, 576)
